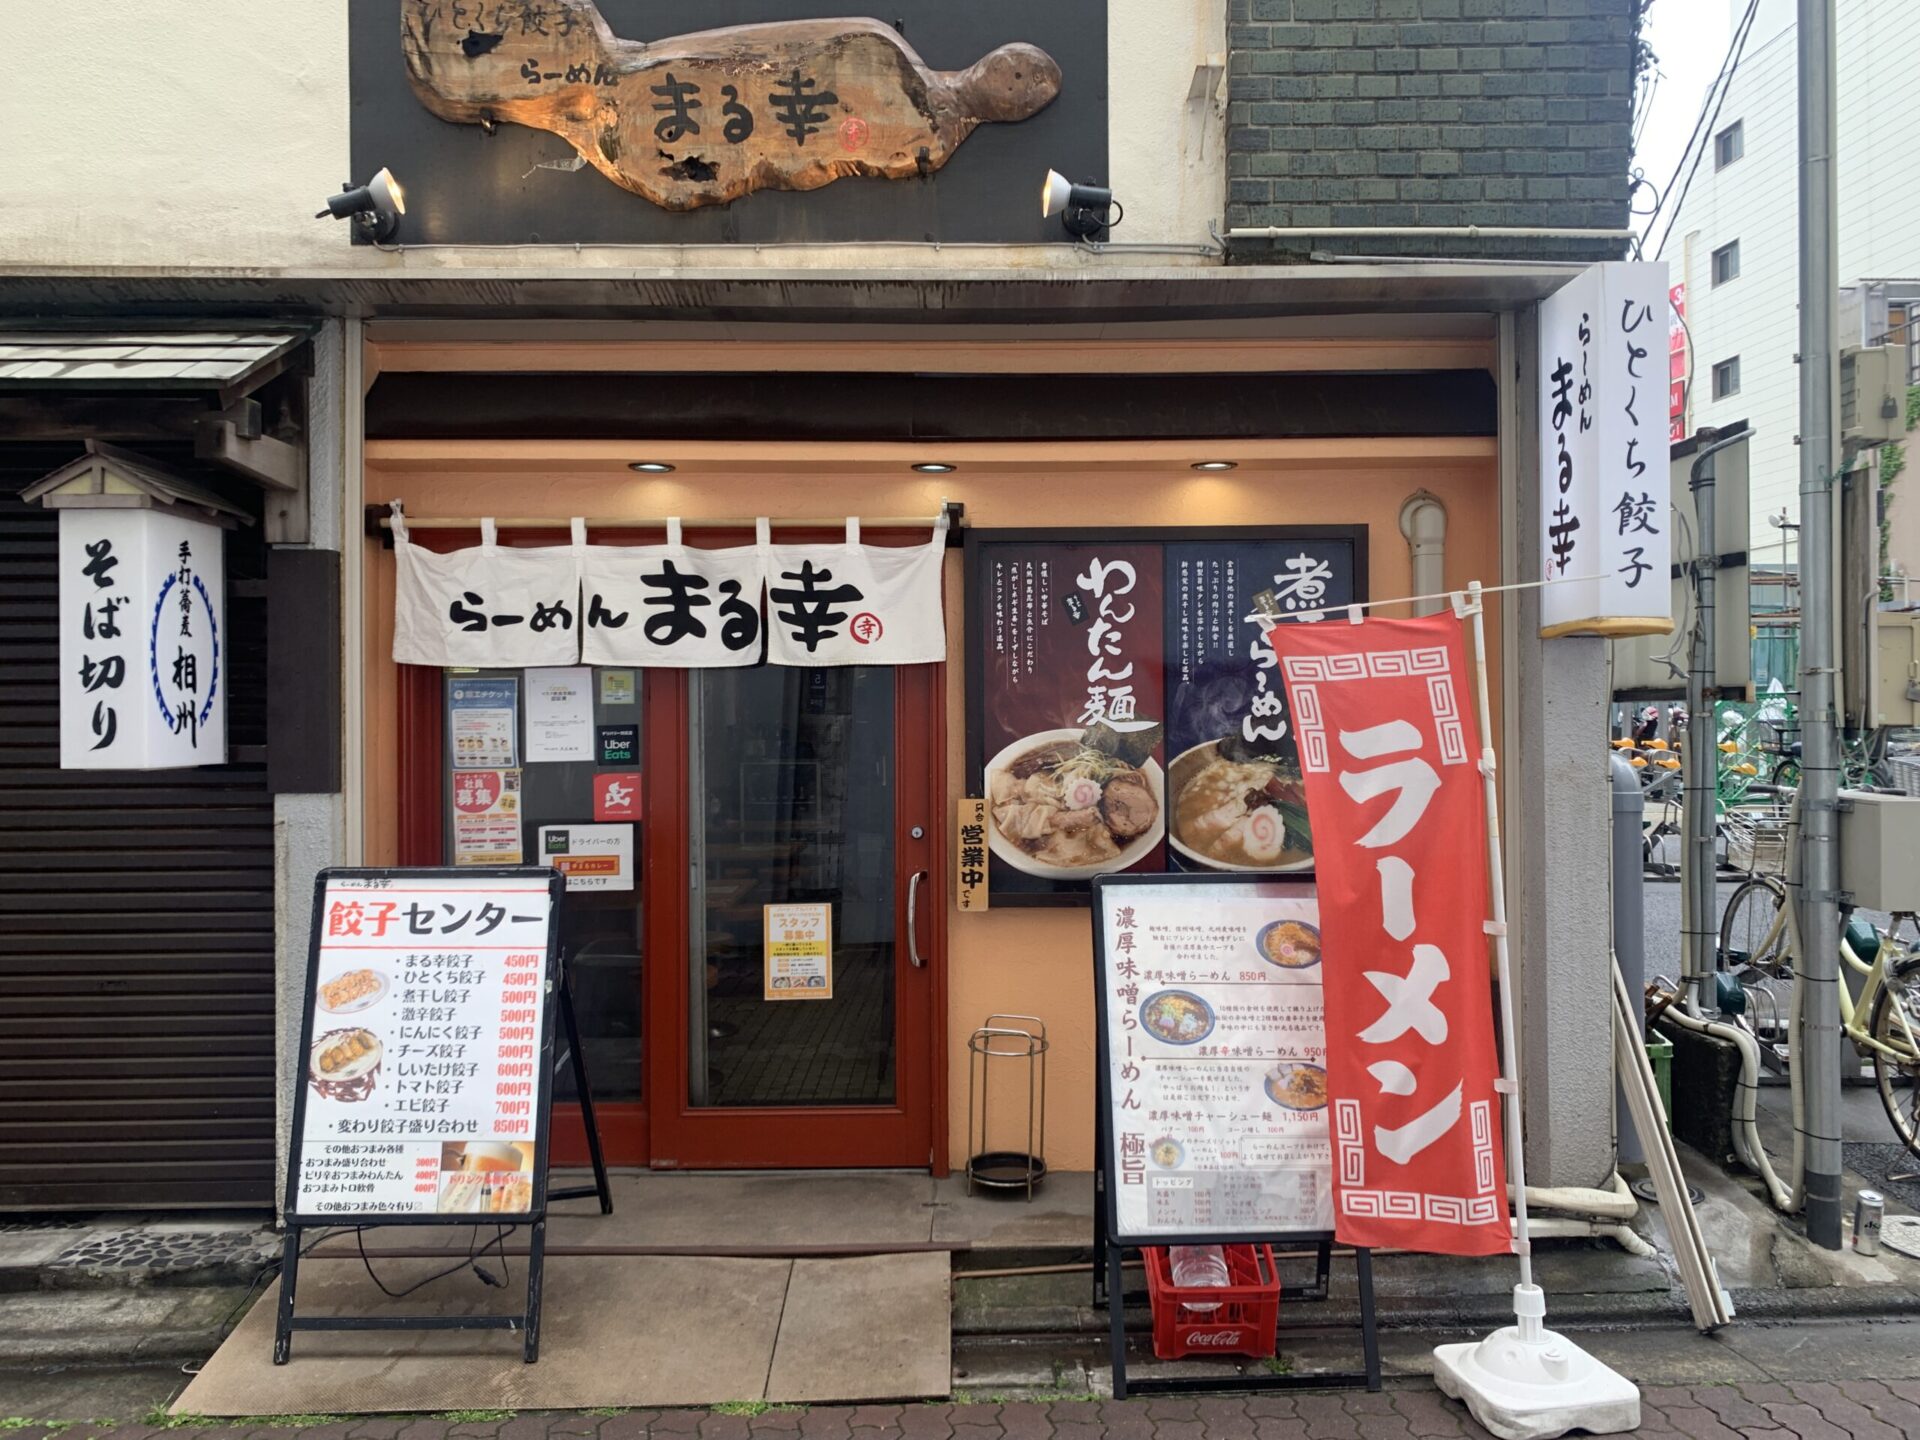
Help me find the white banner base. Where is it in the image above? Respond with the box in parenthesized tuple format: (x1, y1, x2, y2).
(1432, 1285, 1640, 1440)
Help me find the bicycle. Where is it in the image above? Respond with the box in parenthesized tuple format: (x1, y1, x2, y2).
(1718, 872, 1920, 1155)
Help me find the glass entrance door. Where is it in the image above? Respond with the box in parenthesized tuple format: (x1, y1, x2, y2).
(646, 665, 937, 1169)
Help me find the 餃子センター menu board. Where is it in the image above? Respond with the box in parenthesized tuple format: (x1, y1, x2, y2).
(288, 868, 561, 1222)
(1093, 874, 1333, 1241)
(966, 528, 1365, 905)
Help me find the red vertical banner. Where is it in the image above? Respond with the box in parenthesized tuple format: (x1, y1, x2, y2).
(1268, 613, 1509, 1256)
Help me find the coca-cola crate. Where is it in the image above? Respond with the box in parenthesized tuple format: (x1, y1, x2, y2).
(1142, 1244, 1282, 1361)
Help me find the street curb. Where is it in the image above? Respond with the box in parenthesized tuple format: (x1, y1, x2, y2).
(958, 1282, 1920, 1339)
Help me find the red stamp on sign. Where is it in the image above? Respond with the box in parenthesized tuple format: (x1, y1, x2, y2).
(594, 771, 641, 822)
(840, 116, 869, 151)
(849, 613, 883, 645)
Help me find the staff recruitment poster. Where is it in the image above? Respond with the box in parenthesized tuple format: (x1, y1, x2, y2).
(966, 528, 1365, 905)
(288, 868, 562, 1221)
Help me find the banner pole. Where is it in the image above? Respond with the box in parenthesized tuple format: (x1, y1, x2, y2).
(1457, 582, 1534, 1295)
(1433, 582, 1641, 1438)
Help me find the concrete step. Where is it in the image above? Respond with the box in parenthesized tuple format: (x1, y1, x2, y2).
(0, 1222, 277, 1294)
(0, 1286, 253, 1367)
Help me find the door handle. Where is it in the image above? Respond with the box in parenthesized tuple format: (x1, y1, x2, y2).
(907, 870, 928, 968)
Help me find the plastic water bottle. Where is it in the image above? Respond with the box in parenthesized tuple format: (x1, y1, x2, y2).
(1169, 1244, 1231, 1312)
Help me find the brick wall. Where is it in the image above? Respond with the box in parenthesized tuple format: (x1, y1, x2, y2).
(1225, 0, 1639, 262)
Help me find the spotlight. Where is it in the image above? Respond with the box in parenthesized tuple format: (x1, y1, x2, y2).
(628, 461, 676, 474)
(1191, 460, 1238, 472)
(1041, 169, 1122, 239)
(317, 168, 406, 242)
(911, 462, 958, 474)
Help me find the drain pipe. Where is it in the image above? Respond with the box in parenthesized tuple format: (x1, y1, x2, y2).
(1399, 491, 1448, 617)
(1224, 225, 1636, 243)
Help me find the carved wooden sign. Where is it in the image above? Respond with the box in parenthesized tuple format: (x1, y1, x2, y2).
(402, 1, 1063, 210)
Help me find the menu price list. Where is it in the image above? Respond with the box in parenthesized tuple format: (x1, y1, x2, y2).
(1101, 881, 1334, 1239)
(292, 874, 552, 1218)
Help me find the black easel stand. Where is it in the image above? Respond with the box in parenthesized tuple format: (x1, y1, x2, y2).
(274, 965, 611, 1365)
(546, 956, 615, 1212)
(1093, 1160, 1382, 1400)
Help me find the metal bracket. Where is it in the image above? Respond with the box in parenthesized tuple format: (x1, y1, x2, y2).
(196, 394, 310, 544)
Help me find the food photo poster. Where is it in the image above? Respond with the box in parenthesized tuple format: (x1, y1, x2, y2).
(965, 529, 1365, 904)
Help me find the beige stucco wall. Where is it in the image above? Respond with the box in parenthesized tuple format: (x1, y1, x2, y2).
(360, 436, 1501, 1174)
(0, 0, 1222, 272)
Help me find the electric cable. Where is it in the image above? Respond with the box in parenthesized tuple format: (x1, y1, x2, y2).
(355, 1223, 512, 1299)
(1650, 0, 1761, 260)
(1638, 0, 1756, 248)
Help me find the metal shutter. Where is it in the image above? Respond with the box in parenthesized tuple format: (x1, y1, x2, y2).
(0, 444, 276, 1209)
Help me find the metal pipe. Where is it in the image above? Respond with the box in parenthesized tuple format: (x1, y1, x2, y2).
(1684, 430, 1748, 1012)
(1611, 756, 1647, 1166)
(1224, 226, 1635, 241)
(1795, 0, 1845, 1250)
(374, 513, 950, 532)
(1463, 583, 1533, 1294)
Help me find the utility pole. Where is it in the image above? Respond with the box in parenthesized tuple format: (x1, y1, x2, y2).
(1795, 0, 1844, 1251)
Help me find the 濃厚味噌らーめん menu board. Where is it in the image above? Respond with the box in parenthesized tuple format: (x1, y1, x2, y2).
(290, 870, 559, 1220)
(966, 529, 1364, 904)
(1095, 877, 1332, 1240)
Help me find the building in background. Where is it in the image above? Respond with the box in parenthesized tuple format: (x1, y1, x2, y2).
(1661, 0, 1920, 575)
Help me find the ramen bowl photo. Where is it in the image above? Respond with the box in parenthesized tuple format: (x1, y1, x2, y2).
(985, 728, 1165, 879)
(1264, 1060, 1330, 1111)
(1166, 737, 1314, 872)
(1150, 1136, 1185, 1169)
(1139, 989, 1216, 1045)
(1255, 919, 1322, 969)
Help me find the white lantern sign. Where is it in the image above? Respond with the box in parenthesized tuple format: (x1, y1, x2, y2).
(1537, 260, 1673, 638)
(57, 508, 228, 769)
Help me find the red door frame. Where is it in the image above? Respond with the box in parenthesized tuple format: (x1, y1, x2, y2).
(391, 528, 949, 1174)
(642, 664, 943, 1171)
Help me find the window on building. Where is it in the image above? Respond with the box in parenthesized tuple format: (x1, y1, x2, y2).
(1712, 240, 1741, 286)
(1715, 120, 1744, 170)
(1889, 303, 1920, 384)
(1712, 356, 1741, 399)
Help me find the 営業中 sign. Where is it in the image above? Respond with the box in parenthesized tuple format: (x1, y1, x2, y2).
(1538, 260, 1674, 638)
(1093, 874, 1332, 1240)
(956, 798, 989, 912)
(288, 868, 561, 1220)
(57, 508, 227, 769)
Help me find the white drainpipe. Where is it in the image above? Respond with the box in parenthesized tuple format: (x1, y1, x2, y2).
(1399, 490, 1449, 617)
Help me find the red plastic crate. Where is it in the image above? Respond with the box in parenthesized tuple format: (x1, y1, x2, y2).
(1142, 1244, 1283, 1360)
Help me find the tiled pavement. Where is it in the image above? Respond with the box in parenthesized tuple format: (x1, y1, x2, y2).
(11, 1382, 1920, 1440)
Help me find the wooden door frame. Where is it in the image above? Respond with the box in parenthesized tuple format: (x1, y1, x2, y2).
(393, 642, 949, 1176)
(643, 664, 946, 1171)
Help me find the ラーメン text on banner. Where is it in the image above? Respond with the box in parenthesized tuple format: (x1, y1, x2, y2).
(1268, 612, 1509, 1256)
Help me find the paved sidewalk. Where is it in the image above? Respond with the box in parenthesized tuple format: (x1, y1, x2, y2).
(7, 1383, 1920, 1440)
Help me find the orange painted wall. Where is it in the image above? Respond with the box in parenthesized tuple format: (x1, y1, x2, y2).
(362, 444, 1501, 1173)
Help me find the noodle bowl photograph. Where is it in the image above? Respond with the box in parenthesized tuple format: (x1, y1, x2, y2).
(1166, 736, 1314, 872)
(985, 726, 1165, 878)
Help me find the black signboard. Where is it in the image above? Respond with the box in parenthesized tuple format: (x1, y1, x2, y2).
(963, 526, 1367, 906)
(276, 866, 591, 1364)
(350, 0, 1108, 245)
